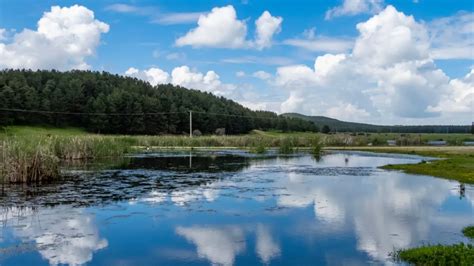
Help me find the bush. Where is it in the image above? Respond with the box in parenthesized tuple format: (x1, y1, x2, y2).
(279, 137, 295, 154)
(192, 129, 202, 137)
(215, 128, 226, 136)
(251, 141, 267, 154)
(310, 136, 323, 156)
(322, 125, 331, 134)
(463, 226, 474, 239)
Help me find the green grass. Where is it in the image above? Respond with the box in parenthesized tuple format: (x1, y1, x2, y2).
(392, 226, 474, 265)
(394, 243, 474, 266)
(329, 146, 474, 184)
(1, 125, 87, 137)
(463, 226, 474, 239)
(252, 130, 474, 146)
(381, 156, 474, 184)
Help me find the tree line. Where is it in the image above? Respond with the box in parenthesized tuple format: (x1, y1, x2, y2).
(0, 70, 318, 135)
(284, 113, 472, 134)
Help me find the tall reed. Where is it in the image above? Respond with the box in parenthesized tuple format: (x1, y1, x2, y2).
(0, 135, 133, 183)
(310, 136, 323, 156)
(1, 137, 59, 183)
(279, 137, 296, 154)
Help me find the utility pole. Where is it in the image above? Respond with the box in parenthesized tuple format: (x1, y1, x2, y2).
(189, 110, 192, 138)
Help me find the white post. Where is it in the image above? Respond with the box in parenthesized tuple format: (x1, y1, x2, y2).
(189, 111, 192, 138)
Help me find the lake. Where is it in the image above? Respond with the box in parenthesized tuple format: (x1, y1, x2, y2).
(1, 151, 473, 265)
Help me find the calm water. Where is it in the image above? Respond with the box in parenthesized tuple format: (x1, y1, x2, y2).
(0, 151, 473, 265)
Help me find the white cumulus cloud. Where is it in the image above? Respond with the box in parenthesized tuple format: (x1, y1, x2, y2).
(176, 6, 248, 49)
(254, 11, 283, 50)
(176, 5, 281, 49)
(353, 5, 429, 66)
(428, 68, 474, 114)
(125, 67, 170, 86)
(124, 65, 235, 96)
(0, 5, 109, 70)
(275, 5, 468, 123)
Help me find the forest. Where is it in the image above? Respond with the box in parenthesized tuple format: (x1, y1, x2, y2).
(0, 70, 318, 135)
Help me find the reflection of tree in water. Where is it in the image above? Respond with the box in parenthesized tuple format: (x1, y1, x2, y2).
(126, 154, 256, 172)
(0, 153, 275, 208)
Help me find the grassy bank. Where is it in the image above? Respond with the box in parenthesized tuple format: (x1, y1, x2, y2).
(394, 243, 474, 265)
(392, 226, 474, 265)
(328, 146, 474, 184)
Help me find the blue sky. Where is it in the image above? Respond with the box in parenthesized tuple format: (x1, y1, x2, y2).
(0, 0, 473, 124)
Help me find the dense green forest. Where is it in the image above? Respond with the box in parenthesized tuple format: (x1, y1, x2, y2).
(284, 113, 472, 134)
(0, 70, 317, 135)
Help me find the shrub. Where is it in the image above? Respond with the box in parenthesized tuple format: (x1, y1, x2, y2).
(310, 136, 323, 156)
(279, 137, 295, 154)
(463, 226, 474, 239)
(322, 125, 331, 134)
(215, 128, 226, 136)
(251, 141, 267, 154)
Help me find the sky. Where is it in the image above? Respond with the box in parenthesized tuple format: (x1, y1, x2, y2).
(0, 0, 472, 125)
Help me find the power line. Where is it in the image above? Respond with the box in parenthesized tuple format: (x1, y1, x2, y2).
(192, 111, 283, 120)
(0, 108, 187, 116)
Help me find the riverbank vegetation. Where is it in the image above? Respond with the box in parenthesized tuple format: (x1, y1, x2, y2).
(392, 226, 474, 265)
(331, 146, 474, 184)
(394, 243, 474, 265)
(1, 126, 473, 183)
(463, 226, 474, 239)
(1, 134, 134, 183)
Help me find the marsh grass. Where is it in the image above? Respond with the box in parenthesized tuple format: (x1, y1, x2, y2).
(1, 137, 59, 183)
(333, 146, 474, 184)
(0, 135, 133, 183)
(53, 136, 134, 160)
(1, 129, 323, 182)
(392, 243, 474, 265)
(310, 136, 323, 156)
(250, 138, 268, 154)
(380, 154, 474, 184)
(279, 137, 296, 154)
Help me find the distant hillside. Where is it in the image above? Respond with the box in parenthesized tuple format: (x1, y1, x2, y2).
(0, 70, 317, 135)
(283, 113, 472, 134)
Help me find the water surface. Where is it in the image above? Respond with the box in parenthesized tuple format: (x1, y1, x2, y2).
(1, 151, 473, 265)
